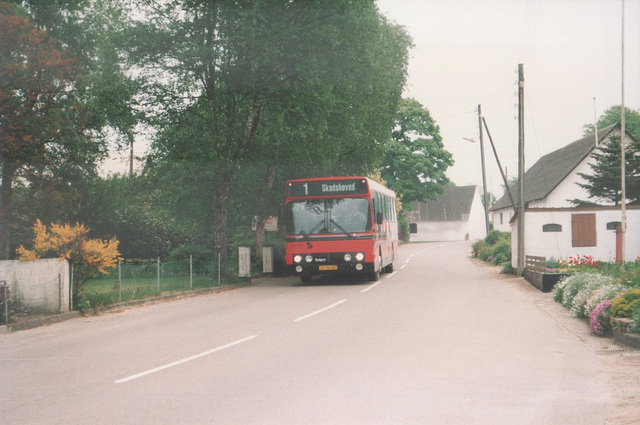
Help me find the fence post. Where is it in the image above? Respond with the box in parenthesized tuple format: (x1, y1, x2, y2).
(118, 259, 122, 303)
(157, 257, 161, 293)
(1, 281, 8, 326)
(262, 245, 274, 275)
(190, 254, 193, 290)
(58, 274, 62, 314)
(70, 263, 74, 311)
(239, 246, 251, 282)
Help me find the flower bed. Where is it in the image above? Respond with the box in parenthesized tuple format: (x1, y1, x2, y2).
(552, 264, 640, 346)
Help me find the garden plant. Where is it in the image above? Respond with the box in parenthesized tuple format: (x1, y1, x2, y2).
(552, 258, 640, 336)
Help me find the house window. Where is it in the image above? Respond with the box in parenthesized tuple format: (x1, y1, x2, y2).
(571, 214, 596, 247)
(500, 213, 503, 225)
(542, 223, 562, 232)
(409, 223, 418, 234)
(606, 221, 621, 230)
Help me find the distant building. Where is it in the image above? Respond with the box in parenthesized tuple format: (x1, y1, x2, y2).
(405, 185, 487, 242)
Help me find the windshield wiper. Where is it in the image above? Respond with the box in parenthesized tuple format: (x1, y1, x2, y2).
(330, 219, 356, 238)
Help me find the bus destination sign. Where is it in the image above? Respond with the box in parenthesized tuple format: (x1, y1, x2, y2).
(287, 179, 368, 197)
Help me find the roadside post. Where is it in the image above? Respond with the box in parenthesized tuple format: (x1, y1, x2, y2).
(238, 245, 251, 282)
(262, 245, 274, 275)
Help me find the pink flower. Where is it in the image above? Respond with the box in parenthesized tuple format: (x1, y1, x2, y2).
(590, 299, 613, 336)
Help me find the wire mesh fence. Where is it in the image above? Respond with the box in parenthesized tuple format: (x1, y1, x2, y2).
(78, 256, 226, 309)
(2, 249, 264, 324)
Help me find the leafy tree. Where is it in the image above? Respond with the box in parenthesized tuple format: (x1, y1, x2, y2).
(573, 106, 640, 206)
(0, 3, 104, 259)
(381, 98, 454, 208)
(583, 105, 640, 141)
(132, 0, 410, 276)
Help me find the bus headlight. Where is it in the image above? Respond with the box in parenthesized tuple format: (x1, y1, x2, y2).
(355, 252, 365, 261)
(305, 255, 313, 263)
(296, 265, 303, 273)
(355, 263, 363, 271)
(344, 253, 352, 262)
(294, 255, 302, 263)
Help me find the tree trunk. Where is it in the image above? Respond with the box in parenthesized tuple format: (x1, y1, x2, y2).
(255, 161, 277, 254)
(213, 165, 233, 281)
(0, 163, 15, 260)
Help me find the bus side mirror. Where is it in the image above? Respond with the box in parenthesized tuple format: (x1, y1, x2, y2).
(376, 212, 384, 225)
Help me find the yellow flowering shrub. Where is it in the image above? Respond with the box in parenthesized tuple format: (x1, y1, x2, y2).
(17, 219, 120, 277)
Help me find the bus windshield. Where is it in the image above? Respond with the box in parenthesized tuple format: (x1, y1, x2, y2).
(286, 197, 371, 235)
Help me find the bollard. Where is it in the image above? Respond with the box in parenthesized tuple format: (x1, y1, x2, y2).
(262, 245, 274, 275)
(1, 281, 8, 326)
(238, 246, 251, 282)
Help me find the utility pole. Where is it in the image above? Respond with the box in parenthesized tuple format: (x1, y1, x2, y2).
(517, 64, 525, 277)
(593, 97, 599, 147)
(477, 105, 490, 235)
(620, 0, 626, 263)
(129, 134, 134, 178)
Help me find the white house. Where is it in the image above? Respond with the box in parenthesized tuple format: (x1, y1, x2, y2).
(406, 185, 487, 242)
(490, 123, 640, 264)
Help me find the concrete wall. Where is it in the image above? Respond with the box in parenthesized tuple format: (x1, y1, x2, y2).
(468, 190, 488, 241)
(492, 208, 514, 232)
(0, 258, 71, 314)
(510, 207, 640, 266)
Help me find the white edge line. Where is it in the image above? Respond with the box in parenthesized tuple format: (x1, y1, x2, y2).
(114, 335, 258, 384)
(361, 281, 382, 293)
(294, 299, 347, 322)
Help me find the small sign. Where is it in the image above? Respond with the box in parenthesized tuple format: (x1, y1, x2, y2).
(252, 216, 278, 232)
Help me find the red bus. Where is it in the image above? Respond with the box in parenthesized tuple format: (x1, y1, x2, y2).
(285, 176, 399, 283)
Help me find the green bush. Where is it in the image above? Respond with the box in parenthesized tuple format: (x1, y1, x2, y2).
(484, 229, 508, 246)
(501, 262, 514, 275)
(553, 277, 569, 303)
(631, 303, 640, 333)
(478, 243, 493, 261)
(610, 289, 640, 318)
(491, 241, 511, 264)
(493, 253, 508, 264)
(471, 240, 482, 257)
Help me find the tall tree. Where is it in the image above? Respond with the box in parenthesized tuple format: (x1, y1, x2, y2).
(583, 105, 640, 140)
(381, 98, 454, 208)
(0, 3, 103, 259)
(131, 0, 410, 276)
(573, 134, 640, 206)
(573, 106, 640, 206)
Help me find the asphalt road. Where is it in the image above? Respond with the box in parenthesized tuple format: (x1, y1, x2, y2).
(1, 241, 639, 424)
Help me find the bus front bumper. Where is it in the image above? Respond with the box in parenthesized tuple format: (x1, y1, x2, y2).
(288, 262, 375, 276)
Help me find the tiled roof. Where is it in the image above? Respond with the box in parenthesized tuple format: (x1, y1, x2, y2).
(407, 185, 477, 222)
(490, 123, 619, 211)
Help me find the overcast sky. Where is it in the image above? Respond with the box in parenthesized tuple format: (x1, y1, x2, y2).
(376, 0, 640, 197)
